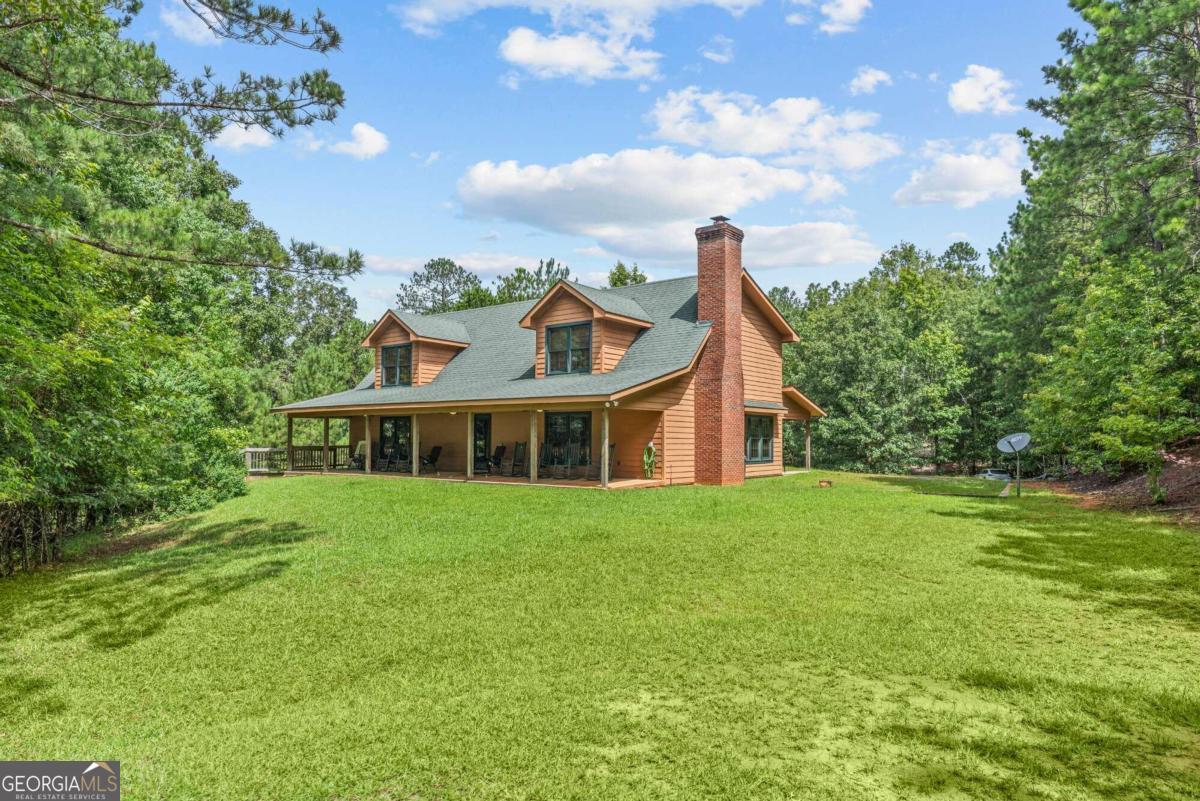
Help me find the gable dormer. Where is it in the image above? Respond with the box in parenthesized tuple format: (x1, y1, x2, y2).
(361, 310, 469, 389)
(518, 281, 653, 378)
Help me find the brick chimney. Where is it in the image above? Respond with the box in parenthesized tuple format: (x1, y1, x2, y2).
(694, 216, 745, 486)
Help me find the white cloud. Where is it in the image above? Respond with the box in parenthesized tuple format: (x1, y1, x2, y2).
(700, 34, 735, 64)
(788, 0, 871, 34)
(391, 0, 760, 37)
(848, 65, 891, 96)
(457, 146, 846, 257)
(160, 0, 221, 45)
(893, 134, 1027, 209)
(391, 0, 762, 83)
(499, 26, 660, 82)
(365, 252, 543, 277)
(648, 86, 901, 170)
(743, 221, 878, 268)
(411, 150, 442, 166)
(212, 124, 274, 150)
(948, 65, 1018, 114)
(329, 123, 390, 160)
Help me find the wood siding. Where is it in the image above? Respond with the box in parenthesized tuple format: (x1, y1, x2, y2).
(415, 413, 469, 471)
(601, 320, 640, 372)
(741, 294, 784, 405)
(741, 289, 785, 478)
(532, 293, 595, 378)
(415, 341, 460, 385)
(611, 408, 663, 480)
(624, 372, 695, 485)
(371, 318, 410, 389)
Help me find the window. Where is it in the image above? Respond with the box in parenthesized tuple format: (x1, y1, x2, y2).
(381, 344, 412, 387)
(546, 323, 591, 375)
(745, 414, 775, 463)
(544, 412, 591, 466)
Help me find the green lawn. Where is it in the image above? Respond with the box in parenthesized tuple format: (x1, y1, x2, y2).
(2, 473, 1198, 800)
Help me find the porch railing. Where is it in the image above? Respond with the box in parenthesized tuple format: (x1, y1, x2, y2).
(289, 445, 352, 471)
(243, 447, 287, 474)
(243, 446, 354, 473)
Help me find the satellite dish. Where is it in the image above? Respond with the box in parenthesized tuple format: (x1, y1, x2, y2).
(997, 433, 1031, 454)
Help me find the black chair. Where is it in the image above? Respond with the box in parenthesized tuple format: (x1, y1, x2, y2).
(481, 444, 505, 475)
(374, 444, 396, 472)
(419, 446, 442, 474)
(506, 441, 528, 477)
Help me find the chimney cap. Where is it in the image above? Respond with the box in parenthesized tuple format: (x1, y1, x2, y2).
(710, 215, 731, 223)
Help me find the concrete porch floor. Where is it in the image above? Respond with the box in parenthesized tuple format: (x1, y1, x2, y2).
(281, 469, 664, 490)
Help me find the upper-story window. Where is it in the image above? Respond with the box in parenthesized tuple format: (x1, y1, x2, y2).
(547, 322, 591, 375)
(382, 344, 413, 386)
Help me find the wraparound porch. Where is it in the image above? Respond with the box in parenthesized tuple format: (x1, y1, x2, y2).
(282, 402, 667, 490)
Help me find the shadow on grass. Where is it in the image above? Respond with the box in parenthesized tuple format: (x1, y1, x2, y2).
(0, 514, 314, 724)
(940, 497, 1200, 631)
(0, 515, 314, 698)
(881, 669, 1200, 799)
(864, 474, 1006, 498)
(868, 473, 1200, 630)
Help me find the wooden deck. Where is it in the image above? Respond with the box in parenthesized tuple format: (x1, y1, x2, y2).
(280, 469, 664, 491)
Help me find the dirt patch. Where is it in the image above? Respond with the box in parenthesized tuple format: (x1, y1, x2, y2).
(1041, 443, 1200, 525)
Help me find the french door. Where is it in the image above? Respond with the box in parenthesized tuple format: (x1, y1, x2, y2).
(380, 416, 412, 461)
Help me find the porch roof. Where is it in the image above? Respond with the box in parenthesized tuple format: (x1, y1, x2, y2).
(276, 276, 710, 413)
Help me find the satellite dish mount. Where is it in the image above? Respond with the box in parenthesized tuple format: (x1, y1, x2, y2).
(996, 433, 1031, 497)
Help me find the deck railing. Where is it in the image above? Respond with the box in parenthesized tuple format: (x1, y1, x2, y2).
(243, 446, 353, 473)
(243, 447, 287, 474)
(288, 445, 352, 471)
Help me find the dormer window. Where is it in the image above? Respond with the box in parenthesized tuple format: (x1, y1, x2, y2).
(382, 344, 413, 386)
(547, 322, 591, 375)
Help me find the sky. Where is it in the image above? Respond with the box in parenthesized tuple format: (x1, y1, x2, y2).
(135, 0, 1081, 322)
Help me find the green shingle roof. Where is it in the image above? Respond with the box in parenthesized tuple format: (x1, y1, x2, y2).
(391, 310, 470, 344)
(279, 276, 708, 411)
(561, 281, 652, 323)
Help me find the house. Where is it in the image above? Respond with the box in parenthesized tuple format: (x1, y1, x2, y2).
(275, 216, 826, 487)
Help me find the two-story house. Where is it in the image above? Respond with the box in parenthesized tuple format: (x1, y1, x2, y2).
(276, 216, 825, 487)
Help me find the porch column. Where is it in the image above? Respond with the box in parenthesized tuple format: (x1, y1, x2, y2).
(364, 414, 372, 474)
(600, 405, 610, 489)
(528, 411, 538, 483)
(465, 411, 474, 480)
(286, 416, 294, 471)
(322, 417, 330, 472)
(412, 414, 420, 477)
(804, 418, 812, 470)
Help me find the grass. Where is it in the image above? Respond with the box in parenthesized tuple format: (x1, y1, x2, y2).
(1, 471, 1198, 800)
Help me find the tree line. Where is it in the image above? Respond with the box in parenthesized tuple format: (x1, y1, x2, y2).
(774, 0, 1200, 499)
(0, 1, 367, 574)
(392, 257, 647, 314)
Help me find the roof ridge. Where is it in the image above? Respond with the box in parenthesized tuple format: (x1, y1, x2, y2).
(396, 274, 697, 321)
(395, 296, 537, 319)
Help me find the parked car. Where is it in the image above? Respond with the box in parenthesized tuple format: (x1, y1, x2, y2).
(975, 468, 1012, 481)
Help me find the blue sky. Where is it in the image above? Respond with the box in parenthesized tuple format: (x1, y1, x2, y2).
(137, 0, 1080, 321)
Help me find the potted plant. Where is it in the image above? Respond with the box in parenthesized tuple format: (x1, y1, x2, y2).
(642, 441, 657, 479)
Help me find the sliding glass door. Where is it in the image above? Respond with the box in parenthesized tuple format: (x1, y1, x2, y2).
(380, 416, 412, 461)
(544, 412, 591, 466)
